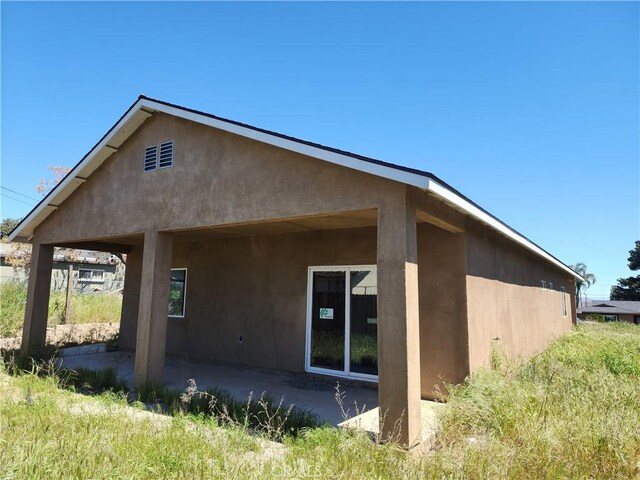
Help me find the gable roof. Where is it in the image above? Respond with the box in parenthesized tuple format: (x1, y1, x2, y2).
(8, 95, 582, 280)
(579, 301, 640, 315)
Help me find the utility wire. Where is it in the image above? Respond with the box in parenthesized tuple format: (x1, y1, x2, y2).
(1, 186, 39, 201)
(1, 192, 35, 207)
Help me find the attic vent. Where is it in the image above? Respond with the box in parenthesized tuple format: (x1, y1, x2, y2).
(159, 141, 173, 168)
(144, 146, 158, 171)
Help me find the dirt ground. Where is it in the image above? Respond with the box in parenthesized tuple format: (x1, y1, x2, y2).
(0, 322, 119, 351)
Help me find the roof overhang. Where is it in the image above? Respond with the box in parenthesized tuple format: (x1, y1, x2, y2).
(8, 96, 583, 281)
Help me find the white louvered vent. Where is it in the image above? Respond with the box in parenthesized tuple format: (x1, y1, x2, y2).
(159, 141, 173, 168)
(144, 146, 158, 171)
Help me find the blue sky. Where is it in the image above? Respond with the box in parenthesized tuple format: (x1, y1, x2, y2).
(1, 2, 638, 299)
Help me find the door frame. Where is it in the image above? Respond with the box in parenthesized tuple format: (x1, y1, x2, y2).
(305, 265, 378, 383)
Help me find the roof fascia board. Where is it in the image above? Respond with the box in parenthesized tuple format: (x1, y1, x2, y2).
(425, 178, 582, 280)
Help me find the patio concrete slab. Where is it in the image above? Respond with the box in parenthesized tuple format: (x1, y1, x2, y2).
(58, 350, 378, 426)
(338, 400, 445, 447)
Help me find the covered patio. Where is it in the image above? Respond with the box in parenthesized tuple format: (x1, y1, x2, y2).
(58, 350, 378, 426)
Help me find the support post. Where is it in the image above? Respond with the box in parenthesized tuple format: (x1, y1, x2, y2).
(133, 232, 173, 386)
(64, 264, 73, 324)
(376, 190, 422, 446)
(21, 243, 54, 355)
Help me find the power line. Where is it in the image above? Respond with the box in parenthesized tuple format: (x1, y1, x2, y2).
(1, 186, 39, 201)
(1, 192, 35, 207)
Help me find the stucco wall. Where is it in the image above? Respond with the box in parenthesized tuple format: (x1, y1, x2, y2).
(465, 221, 575, 371)
(33, 113, 404, 244)
(119, 223, 468, 398)
(417, 224, 469, 398)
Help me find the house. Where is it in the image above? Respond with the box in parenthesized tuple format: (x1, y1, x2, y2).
(8, 96, 581, 446)
(578, 301, 640, 324)
(0, 243, 122, 292)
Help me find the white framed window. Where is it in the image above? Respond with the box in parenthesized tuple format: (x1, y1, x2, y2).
(77, 268, 104, 283)
(168, 268, 187, 318)
(561, 286, 567, 316)
(604, 314, 618, 322)
(549, 282, 554, 290)
(541, 280, 547, 289)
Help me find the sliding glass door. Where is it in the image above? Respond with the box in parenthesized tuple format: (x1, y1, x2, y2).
(306, 266, 378, 381)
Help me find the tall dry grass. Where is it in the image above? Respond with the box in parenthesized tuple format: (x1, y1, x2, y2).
(0, 282, 121, 337)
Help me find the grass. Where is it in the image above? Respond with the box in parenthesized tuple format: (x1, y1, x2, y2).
(0, 350, 318, 442)
(311, 331, 377, 369)
(137, 380, 319, 440)
(0, 322, 639, 479)
(0, 282, 122, 337)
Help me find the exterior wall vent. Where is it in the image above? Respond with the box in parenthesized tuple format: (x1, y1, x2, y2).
(159, 141, 173, 168)
(144, 145, 158, 171)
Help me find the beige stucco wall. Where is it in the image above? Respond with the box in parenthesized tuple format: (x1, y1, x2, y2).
(119, 223, 468, 399)
(32, 113, 404, 244)
(417, 224, 469, 398)
(465, 221, 575, 371)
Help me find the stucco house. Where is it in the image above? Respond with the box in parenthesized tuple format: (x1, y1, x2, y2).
(9, 96, 580, 446)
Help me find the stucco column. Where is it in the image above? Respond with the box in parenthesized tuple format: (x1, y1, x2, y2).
(377, 191, 422, 446)
(21, 243, 54, 355)
(133, 232, 173, 386)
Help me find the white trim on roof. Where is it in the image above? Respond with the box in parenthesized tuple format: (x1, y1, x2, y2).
(425, 178, 579, 278)
(140, 99, 430, 189)
(8, 97, 581, 281)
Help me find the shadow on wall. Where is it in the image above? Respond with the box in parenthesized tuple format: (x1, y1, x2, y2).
(465, 222, 574, 291)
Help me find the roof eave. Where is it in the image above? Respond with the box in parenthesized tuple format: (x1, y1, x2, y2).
(8, 96, 582, 281)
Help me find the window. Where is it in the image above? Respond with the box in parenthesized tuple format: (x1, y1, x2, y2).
(144, 145, 158, 171)
(561, 286, 567, 316)
(541, 280, 547, 289)
(604, 315, 618, 322)
(144, 141, 173, 171)
(549, 282, 554, 290)
(77, 269, 104, 283)
(168, 268, 187, 317)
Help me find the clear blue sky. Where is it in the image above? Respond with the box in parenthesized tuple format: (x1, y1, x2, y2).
(1, 2, 638, 299)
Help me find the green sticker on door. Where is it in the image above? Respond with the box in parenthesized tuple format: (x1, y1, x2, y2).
(319, 308, 334, 319)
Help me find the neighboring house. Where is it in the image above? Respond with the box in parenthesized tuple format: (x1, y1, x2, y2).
(578, 301, 640, 324)
(9, 96, 581, 446)
(0, 244, 122, 292)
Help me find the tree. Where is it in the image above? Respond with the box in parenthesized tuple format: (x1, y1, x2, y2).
(610, 241, 640, 301)
(569, 263, 596, 308)
(0, 218, 20, 238)
(627, 240, 640, 271)
(36, 165, 72, 196)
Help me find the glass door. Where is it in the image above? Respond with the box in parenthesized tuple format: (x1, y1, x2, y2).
(349, 269, 378, 376)
(309, 271, 346, 371)
(306, 266, 378, 381)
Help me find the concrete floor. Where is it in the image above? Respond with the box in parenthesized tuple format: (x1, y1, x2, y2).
(59, 350, 378, 426)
